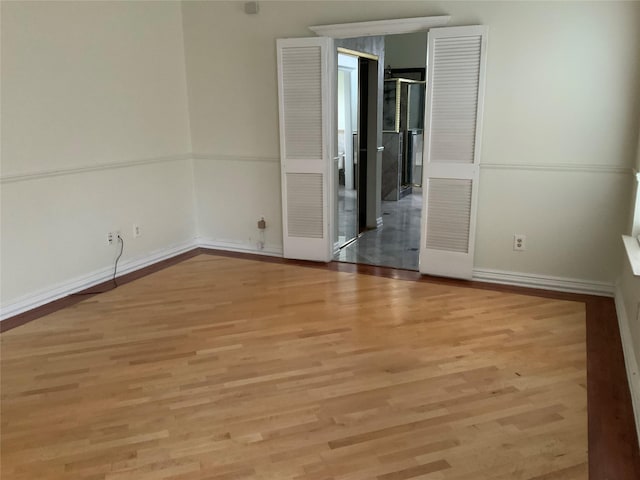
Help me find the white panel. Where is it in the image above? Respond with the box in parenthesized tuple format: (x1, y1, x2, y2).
(286, 173, 323, 238)
(281, 46, 323, 160)
(419, 26, 487, 280)
(277, 37, 335, 262)
(309, 16, 451, 39)
(429, 36, 481, 164)
(425, 178, 472, 253)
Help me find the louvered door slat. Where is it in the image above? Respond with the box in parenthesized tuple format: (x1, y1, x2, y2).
(419, 26, 488, 280)
(431, 32, 481, 166)
(282, 46, 322, 160)
(425, 179, 473, 253)
(286, 173, 323, 238)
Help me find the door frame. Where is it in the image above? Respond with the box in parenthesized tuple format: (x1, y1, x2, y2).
(336, 52, 359, 251)
(309, 16, 451, 38)
(311, 16, 452, 262)
(333, 48, 380, 252)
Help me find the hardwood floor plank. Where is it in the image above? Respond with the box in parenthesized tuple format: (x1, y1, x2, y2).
(377, 460, 451, 480)
(0, 253, 629, 479)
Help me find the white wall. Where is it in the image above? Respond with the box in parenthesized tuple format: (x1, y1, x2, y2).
(182, 0, 640, 288)
(1, 1, 195, 311)
(3, 1, 640, 315)
(193, 157, 282, 254)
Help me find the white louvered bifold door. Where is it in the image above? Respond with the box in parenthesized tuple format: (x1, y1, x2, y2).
(277, 37, 335, 261)
(419, 26, 488, 279)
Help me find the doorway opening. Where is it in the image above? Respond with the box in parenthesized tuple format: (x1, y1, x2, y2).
(335, 47, 379, 252)
(336, 52, 359, 248)
(278, 19, 485, 279)
(334, 32, 427, 271)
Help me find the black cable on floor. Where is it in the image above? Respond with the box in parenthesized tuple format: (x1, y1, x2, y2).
(71, 235, 124, 296)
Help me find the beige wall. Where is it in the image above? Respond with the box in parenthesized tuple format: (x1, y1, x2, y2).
(1, 1, 195, 307)
(2, 1, 192, 174)
(183, 0, 640, 284)
(3, 0, 640, 312)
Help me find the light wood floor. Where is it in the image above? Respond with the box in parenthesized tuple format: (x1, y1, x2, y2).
(1, 254, 588, 479)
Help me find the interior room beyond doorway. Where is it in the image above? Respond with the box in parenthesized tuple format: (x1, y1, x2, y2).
(336, 187, 422, 270)
(335, 32, 427, 271)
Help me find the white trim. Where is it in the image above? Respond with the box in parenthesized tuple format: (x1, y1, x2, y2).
(0, 154, 191, 184)
(419, 25, 488, 281)
(480, 163, 632, 175)
(0, 239, 197, 321)
(197, 237, 283, 258)
(631, 170, 640, 238)
(1, 238, 620, 325)
(614, 286, 640, 447)
(191, 154, 279, 164)
(473, 268, 615, 297)
(309, 15, 450, 38)
(623, 235, 640, 276)
(0, 237, 285, 323)
(1, 153, 284, 184)
(189, 158, 201, 240)
(277, 36, 335, 263)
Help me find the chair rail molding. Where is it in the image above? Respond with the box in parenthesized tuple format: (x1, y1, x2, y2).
(480, 163, 632, 175)
(191, 153, 279, 164)
(1, 153, 191, 184)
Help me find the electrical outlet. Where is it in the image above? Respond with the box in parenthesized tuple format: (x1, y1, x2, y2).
(258, 217, 266, 230)
(513, 234, 526, 251)
(107, 230, 121, 245)
(133, 224, 141, 238)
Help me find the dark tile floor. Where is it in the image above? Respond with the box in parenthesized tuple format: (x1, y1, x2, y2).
(337, 186, 358, 246)
(335, 187, 422, 271)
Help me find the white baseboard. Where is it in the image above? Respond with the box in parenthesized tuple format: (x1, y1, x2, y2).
(2, 243, 616, 323)
(614, 287, 640, 447)
(197, 238, 283, 258)
(0, 239, 197, 321)
(473, 268, 615, 297)
(0, 237, 284, 322)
